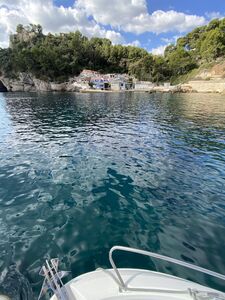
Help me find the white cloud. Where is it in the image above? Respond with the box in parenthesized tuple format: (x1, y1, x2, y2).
(0, 0, 209, 49)
(0, 0, 123, 48)
(76, 0, 147, 29)
(205, 11, 224, 20)
(151, 45, 167, 56)
(122, 10, 206, 34)
(161, 35, 181, 44)
(125, 40, 141, 47)
(77, 0, 206, 34)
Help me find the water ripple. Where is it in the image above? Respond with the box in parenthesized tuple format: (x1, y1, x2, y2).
(0, 92, 225, 295)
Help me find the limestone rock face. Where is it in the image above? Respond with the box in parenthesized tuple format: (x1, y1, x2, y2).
(33, 78, 51, 91)
(178, 84, 196, 93)
(184, 80, 225, 93)
(50, 82, 67, 91)
(66, 80, 88, 92)
(0, 73, 35, 92)
(0, 73, 81, 92)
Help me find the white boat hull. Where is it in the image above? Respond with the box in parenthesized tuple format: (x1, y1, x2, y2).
(50, 268, 225, 300)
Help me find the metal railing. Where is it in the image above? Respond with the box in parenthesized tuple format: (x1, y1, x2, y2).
(38, 259, 70, 300)
(109, 246, 225, 294)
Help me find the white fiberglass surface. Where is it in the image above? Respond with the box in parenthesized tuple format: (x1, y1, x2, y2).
(50, 269, 225, 300)
(104, 297, 184, 300)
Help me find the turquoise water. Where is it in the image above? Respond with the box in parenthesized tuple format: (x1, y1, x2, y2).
(0, 91, 225, 296)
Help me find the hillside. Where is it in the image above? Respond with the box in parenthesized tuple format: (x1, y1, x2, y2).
(0, 18, 225, 85)
(171, 59, 225, 83)
(166, 18, 225, 83)
(175, 59, 225, 93)
(0, 24, 169, 83)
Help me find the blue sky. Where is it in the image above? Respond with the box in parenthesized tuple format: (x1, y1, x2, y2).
(55, 0, 225, 54)
(0, 0, 225, 54)
(53, 0, 225, 15)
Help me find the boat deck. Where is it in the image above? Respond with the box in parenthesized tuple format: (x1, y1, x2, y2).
(50, 268, 225, 300)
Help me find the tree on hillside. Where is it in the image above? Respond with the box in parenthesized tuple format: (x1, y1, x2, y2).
(128, 54, 154, 81)
(200, 28, 225, 60)
(166, 47, 197, 75)
(1, 18, 225, 83)
(16, 24, 24, 34)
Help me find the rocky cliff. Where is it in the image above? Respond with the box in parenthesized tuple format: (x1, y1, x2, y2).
(177, 61, 225, 93)
(0, 73, 81, 92)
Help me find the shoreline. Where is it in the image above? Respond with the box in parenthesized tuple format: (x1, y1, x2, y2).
(1, 73, 225, 94)
(1, 89, 224, 95)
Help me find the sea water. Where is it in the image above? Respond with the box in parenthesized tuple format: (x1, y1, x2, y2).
(0, 91, 225, 297)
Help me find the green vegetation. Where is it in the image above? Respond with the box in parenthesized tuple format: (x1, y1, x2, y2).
(0, 19, 225, 83)
(165, 18, 225, 83)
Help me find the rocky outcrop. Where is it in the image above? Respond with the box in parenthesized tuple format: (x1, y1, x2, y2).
(174, 84, 197, 93)
(148, 80, 225, 94)
(194, 62, 225, 81)
(176, 60, 225, 93)
(0, 73, 81, 92)
(144, 84, 197, 94)
(32, 78, 51, 92)
(1, 73, 36, 92)
(181, 80, 225, 93)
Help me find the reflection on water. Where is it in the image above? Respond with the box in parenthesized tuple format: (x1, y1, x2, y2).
(0, 92, 225, 295)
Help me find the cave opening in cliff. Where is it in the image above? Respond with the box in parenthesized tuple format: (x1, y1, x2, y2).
(0, 80, 7, 92)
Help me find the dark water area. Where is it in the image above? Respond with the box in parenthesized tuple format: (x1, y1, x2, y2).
(0, 81, 7, 92)
(0, 91, 225, 297)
